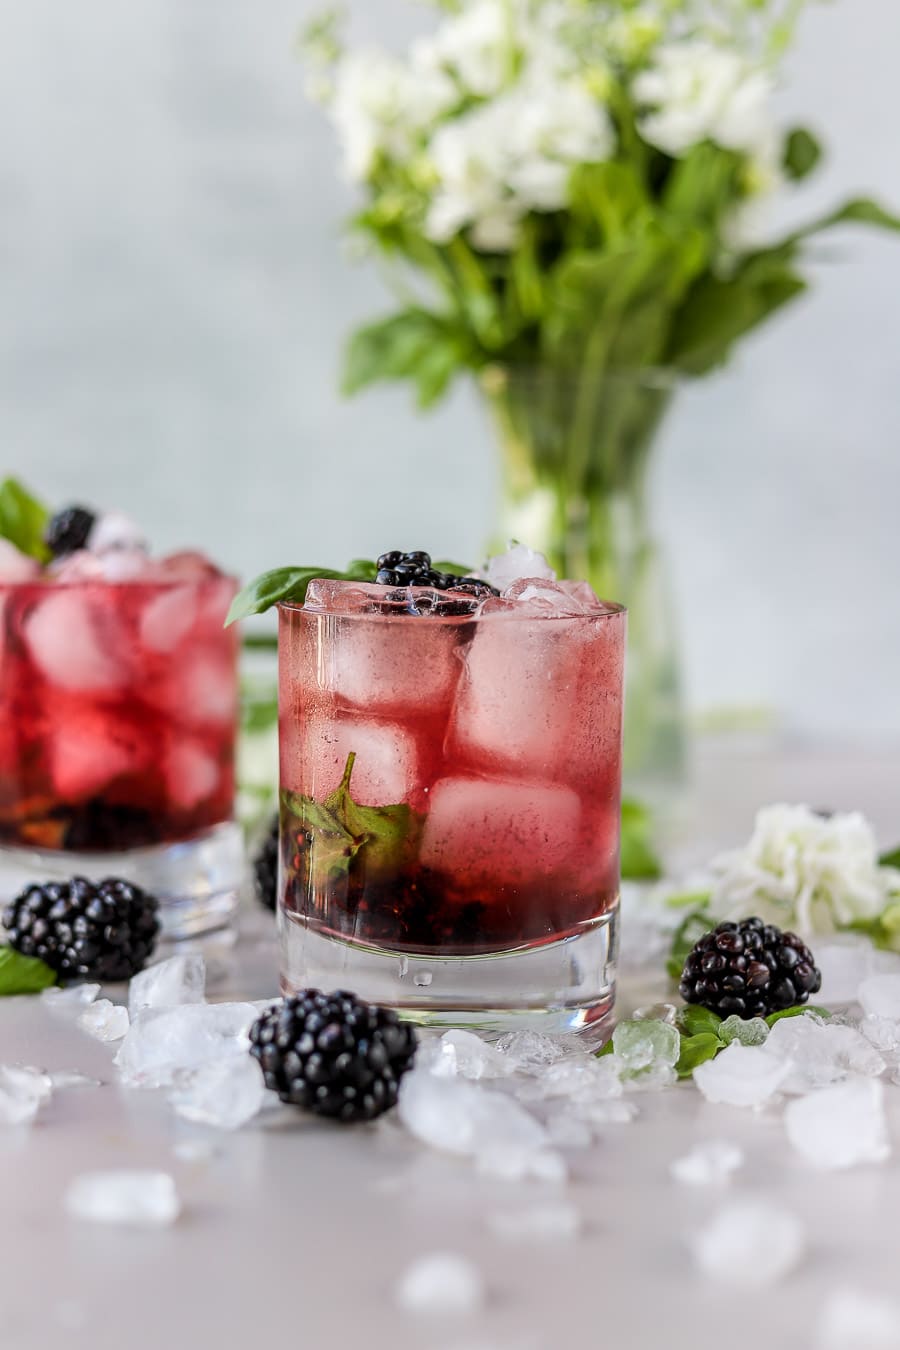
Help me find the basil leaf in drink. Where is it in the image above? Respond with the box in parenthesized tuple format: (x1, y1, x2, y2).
(324, 752, 422, 879)
(0, 945, 57, 995)
(226, 559, 378, 625)
(281, 790, 363, 881)
(0, 478, 51, 563)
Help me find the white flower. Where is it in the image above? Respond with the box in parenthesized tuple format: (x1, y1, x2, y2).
(722, 132, 786, 249)
(412, 0, 517, 98)
(634, 40, 775, 158)
(331, 49, 455, 182)
(706, 804, 900, 937)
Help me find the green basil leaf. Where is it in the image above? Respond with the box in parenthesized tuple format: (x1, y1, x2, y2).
(226, 560, 378, 624)
(678, 1004, 723, 1038)
(324, 752, 422, 879)
(431, 560, 475, 576)
(879, 846, 900, 869)
(765, 1004, 830, 1026)
(0, 945, 57, 995)
(0, 479, 51, 563)
(620, 797, 662, 881)
(675, 1032, 722, 1079)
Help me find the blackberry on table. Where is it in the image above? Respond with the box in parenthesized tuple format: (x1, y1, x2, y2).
(45, 506, 96, 558)
(679, 916, 822, 1018)
(374, 550, 498, 599)
(3, 876, 160, 982)
(252, 815, 279, 912)
(249, 989, 417, 1123)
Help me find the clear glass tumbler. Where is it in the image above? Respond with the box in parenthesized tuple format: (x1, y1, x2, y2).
(277, 579, 625, 1039)
(0, 570, 243, 936)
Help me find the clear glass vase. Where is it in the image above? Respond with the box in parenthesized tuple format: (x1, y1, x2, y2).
(480, 364, 685, 799)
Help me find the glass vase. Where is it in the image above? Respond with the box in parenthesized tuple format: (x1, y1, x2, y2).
(481, 364, 685, 799)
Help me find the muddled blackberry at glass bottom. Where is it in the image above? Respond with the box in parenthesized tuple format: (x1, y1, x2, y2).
(276, 566, 625, 1038)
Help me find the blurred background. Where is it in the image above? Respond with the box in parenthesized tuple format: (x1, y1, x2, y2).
(1, 0, 898, 742)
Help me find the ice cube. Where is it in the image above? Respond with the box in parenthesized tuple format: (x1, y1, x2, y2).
(432, 1030, 511, 1080)
(612, 1019, 681, 1073)
(765, 1015, 885, 1092)
(285, 714, 422, 807)
(394, 1252, 485, 1315)
(858, 974, 900, 1019)
(0, 1066, 53, 1125)
(813, 1287, 900, 1350)
(397, 1067, 559, 1180)
(172, 1137, 220, 1163)
(816, 938, 900, 1005)
(139, 585, 198, 653)
(158, 550, 220, 579)
(65, 1170, 180, 1227)
(77, 999, 130, 1042)
(49, 706, 150, 801)
(42, 984, 101, 1015)
(718, 1016, 769, 1047)
(169, 1055, 267, 1130)
(153, 650, 237, 728)
(88, 511, 148, 555)
(49, 1071, 101, 1090)
(545, 1114, 594, 1149)
(303, 580, 465, 712)
(114, 1002, 259, 1088)
(633, 1002, 678, 1025)
(691, 1200, 804, 1286)
(485, 543, 557, 591)
(129, 954, 207, 1018)
(516, 1055, 623, 1104)
(486, 1203, 582, 1242)
(502, 577, 596, 616)
(860, 1015, 900, 1054)
(784, 1078, 889, 1169)
(92, 549, 156, 582)
(419, 777, 582, 889)
(670, 1140, 744, 1186)
(495, 1030, 570, 1071)
(164, 739, 221, 811)
(0, 538, 41, 582)
(26, 592, 130, 692)
(447, 600, 624, 784)
(692, 1043, 791, 1107)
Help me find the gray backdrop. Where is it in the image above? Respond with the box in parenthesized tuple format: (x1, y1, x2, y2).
(2, 0, 898, 738)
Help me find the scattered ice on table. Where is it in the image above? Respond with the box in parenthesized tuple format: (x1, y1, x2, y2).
(784, 1078, 889, 1169)
(41, 984, 101, 1016)
(816, 938, 900, 1006)
(670, 1140, 744, 1186)
(691, 1200, 804, 1286)
(515, 1055, 622, 1104)
(114, 1002, 259, 1088)
(484, 543, 556, 591)
(128, 954, 207, 1018)
(398, 1068, 564, 1181)
(49, 1071, 101, 1090)
(169, 1055, 267, 1130)
(692, 1043, 791, 1107)
(813, 1287, 900, 1350)
(765, 1015, 885, 1092)
(545, 1115, 594, 1149)
(858, 974, 900, 1019)
(633, 1002, 677, 1025)
(612, 1019, 681, 1078)
(77, 1000, 129, 1042)
(431, 1030, 511, 1080)
(486, 1202, 582, 1242)
(494, 1030, 569, 1071)
(395, 1252, 485, 1315)
(860, 1015, 900, 1054)
(0, 1065, 53, 1125)
(173, 1137, 220, 1163)
(65, 1171, 180, 1227)
(718, 1015, 769, 1047)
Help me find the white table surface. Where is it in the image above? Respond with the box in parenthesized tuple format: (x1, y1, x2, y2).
(2, 740, 899, 1350)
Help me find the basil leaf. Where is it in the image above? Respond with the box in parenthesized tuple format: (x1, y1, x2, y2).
(226, 559, 378, 624)
(765, 1005, 830, 1026)
(0, 479, 51, 563)
(431, 560, 475, 575)
(679, 1004, 722, 1038)
(879, 846, 900, 869)
(0, 945, 57, 995)
(324, 752, 421, 879)
(620, 797, 662, 881)
(676, 1032, 722, 1079)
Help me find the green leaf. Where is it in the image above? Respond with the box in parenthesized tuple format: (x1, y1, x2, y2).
(879, 846, 900, 869)
(0, 945, 57, 995)
(666, 909, 714, 982)
(0, 478, 51, 563)
(795, 196, 900, 238)
(667, 264, 806, 375)
(678, 1004, 722, 1038)
(431, 560, 474, 575)
(620, 797, 662, 881)
(226, 559, 377, 624)
(341, 308, 471, 408)
(783, 128, 822, 182)
(663, 143, 742, 228)
(675, 1032, 722, 1078)
(765, 1005, 830, 1026)
(281, 788, 362, 881)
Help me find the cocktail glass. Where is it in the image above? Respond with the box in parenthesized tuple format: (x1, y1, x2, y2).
(277, 578, 625, 1038)
(0, 563, 242, 936)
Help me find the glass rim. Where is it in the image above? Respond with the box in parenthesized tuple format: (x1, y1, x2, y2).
(278, 595, 627, 624)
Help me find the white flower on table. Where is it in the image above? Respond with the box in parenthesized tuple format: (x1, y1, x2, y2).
(331, 49, 455, 182)
(706, 803, 900, 937)
(634, 40, 775, 158)
(412, 0, 520, 99)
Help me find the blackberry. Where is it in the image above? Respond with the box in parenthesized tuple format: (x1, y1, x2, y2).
(679, 916, 822, 1018)
(374, 549, 498, 599)
(252, 814, 279, 912)
(249, 989, 418, 1123)
(45, 505, 96, 558)
(3, 876, 160, 982)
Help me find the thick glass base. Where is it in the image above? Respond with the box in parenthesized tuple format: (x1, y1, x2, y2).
(0, 821, 245, 939)
(279, 904, 618, 1045)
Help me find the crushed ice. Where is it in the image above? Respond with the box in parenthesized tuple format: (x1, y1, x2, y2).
(394, 1252, 485, 1315)
(691, 1200, 805, 1286)
(65, 1170, 180, 1227)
